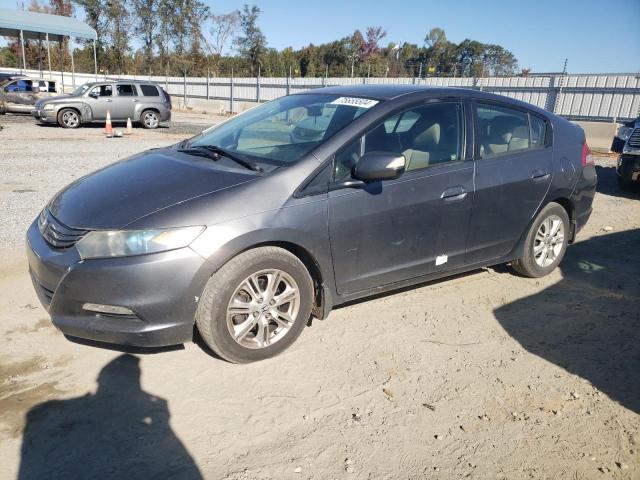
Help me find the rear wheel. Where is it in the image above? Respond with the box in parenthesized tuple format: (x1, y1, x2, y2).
(512, 202, 569, 278)
(195, 247, 314, 363)
(140, 109, 159, 129)
(57, 108, 80, 128)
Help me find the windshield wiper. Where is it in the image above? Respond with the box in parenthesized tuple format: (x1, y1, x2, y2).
(178, 145, 262, 172)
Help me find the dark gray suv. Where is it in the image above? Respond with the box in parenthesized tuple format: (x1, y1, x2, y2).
(26, 85, 597, 362)
(31, 80, 171, 128)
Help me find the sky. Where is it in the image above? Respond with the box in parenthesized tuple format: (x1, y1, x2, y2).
(1, 0, 639, 73)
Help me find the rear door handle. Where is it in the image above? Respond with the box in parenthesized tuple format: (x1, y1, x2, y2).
(531, 169, 551, 182)
(441, 185, 467, 202)
(132, 99, 139, 102)
(105, 99, 112, 102)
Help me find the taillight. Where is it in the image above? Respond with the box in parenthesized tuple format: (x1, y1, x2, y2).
(581, 142, 594, 167)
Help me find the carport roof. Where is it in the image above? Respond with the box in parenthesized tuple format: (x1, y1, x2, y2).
(0, 9, 97, 41)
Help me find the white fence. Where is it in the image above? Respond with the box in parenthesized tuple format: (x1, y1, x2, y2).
(4, 67, 640, 121)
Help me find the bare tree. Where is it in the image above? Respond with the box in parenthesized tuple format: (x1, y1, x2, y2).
(210, 12, 240, 58)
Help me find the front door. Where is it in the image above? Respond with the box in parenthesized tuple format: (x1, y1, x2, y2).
(328, 100, 473, 295)
(466, 101, 553, 264)
(85, 84, 114, 121)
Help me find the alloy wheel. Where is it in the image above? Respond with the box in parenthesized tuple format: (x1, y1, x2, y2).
(226, 269, 300, 349)
(62, 111, 79, 128)
(533, 214, 565, 268)
(144, 111, 159, 128)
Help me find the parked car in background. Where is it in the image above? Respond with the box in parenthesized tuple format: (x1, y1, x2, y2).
(26, 85, 597, 363)
(0, 76, 58, 114)
(611, 117, 640, 190)
(31, 80, 172, 129)
(0, 72, 19, 82)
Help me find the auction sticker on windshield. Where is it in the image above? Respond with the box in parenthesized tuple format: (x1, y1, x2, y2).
(330, 97, 379, 108)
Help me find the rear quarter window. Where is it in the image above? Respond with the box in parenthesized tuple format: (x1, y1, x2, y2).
(140, 85, 160, 96)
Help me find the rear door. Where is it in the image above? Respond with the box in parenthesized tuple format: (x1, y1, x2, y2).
(466, 101, 553, 264)
(328, 99, 473, 295)
(113, 83, 139, 120)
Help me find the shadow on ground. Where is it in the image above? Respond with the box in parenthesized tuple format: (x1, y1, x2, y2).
(18, 354, 202, 479)
(494, 229, 640, 413)
(595, 165, 639, 199)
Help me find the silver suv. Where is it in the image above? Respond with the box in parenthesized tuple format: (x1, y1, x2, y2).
(32, 80, 171, 129)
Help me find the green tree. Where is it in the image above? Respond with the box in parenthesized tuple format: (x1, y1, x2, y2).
(234, 4, 267, 75)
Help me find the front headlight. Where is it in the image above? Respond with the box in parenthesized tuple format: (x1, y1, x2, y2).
(76, 226, 205, 259)
(43, 104, 55, 111)
(616, 126, 633, 141)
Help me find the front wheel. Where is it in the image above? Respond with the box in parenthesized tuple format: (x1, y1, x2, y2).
(511, 202, 570, 278)
(195, 247, 314, 363)
(57, 108, 80, 128)
(140, 109, 159, 129)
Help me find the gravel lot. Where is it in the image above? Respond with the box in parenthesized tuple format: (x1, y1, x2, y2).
(0, 112, 216, 248)
(0, 112, 638, 479)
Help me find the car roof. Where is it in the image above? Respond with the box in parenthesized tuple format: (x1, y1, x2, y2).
(302, 84, 553, 117)
(85, 80, 160, 85)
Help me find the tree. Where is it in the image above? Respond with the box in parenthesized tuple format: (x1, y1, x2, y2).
(234, 4, 266, 75)
(131, 0, 157, 70)
(74, 0, 109, 67)
(362, 26, 386, 58)
(210, 12, 240, 58)
(104, 0, 131, 74)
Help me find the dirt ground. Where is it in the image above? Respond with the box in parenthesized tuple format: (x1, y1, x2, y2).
(0, 113, 638, 480)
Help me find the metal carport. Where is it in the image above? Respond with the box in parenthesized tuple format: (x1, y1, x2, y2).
(0, 9, 97, 83)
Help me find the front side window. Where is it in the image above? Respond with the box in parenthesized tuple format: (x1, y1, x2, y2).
(6, 80, 33, 92)
(117, 84, 137, 96)
(89, 85, 113, 97)
(334, 101, 464, 180)
(476, 103, 530, 157)
(189, 94, 376, 165)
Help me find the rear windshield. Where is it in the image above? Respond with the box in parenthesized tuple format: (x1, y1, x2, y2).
(189, 94, 380, 165)
(140, 84, 159, 96)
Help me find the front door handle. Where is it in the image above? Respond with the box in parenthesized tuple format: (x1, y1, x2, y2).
(441, 185, 467, 202)
(105, 99, 112, 102)
(531, 169, 551, 182)
(132, 99, 139, 102)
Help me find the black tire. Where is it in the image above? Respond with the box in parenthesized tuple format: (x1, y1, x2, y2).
(617, 175, 635, 192)
(57, 108, 80, 128)
(512, 202, 570, 278)
(195, 247, 314, 363)
(140, 109, 160, 129)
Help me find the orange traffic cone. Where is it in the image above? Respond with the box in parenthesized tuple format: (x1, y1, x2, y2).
(104, 110, 113, 136)
(125, 117, 132, 135)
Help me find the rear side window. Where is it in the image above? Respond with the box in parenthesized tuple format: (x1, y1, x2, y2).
(476, 104, 530, 157)
(530, 114, 547, 147)
(117, 84, 137, 96)
(140, 84, 160, 96)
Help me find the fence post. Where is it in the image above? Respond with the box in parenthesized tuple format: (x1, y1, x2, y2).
(206, 67, 210, 101)
(230, 69, 235, 113)
(183, 72, 187, 107)
(286, 71, 291, 96)
(257, 67, 261, 103)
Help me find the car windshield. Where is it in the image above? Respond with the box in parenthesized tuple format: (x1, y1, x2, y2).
(71, 84, 91, 96)
(188, 94, 379, 165)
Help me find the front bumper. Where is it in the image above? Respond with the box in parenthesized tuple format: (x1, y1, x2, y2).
(26, 220, 212, 347)
(31, 109, 57, 124)
(617, 154, 640, 182)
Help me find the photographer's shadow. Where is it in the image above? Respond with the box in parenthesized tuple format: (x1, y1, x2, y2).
(494, 229, 640, 413)
(18, 354, 202, 479)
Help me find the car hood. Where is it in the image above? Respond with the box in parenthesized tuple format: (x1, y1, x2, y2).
(48, 148, 258, 230)
(36, 94, 73, 106)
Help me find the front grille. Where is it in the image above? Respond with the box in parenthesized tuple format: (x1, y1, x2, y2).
(628, 128, 640, 148)
(38, 210, 88, 249)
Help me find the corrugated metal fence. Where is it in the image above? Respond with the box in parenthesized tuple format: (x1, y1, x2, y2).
(5, 67, 640, 121)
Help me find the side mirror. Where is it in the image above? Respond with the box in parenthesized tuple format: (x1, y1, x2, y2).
(353, 151, 406, 182)
(88, 92, 99, 99)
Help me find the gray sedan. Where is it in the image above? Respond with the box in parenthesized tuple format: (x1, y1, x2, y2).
(26, 85, 597, 362)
